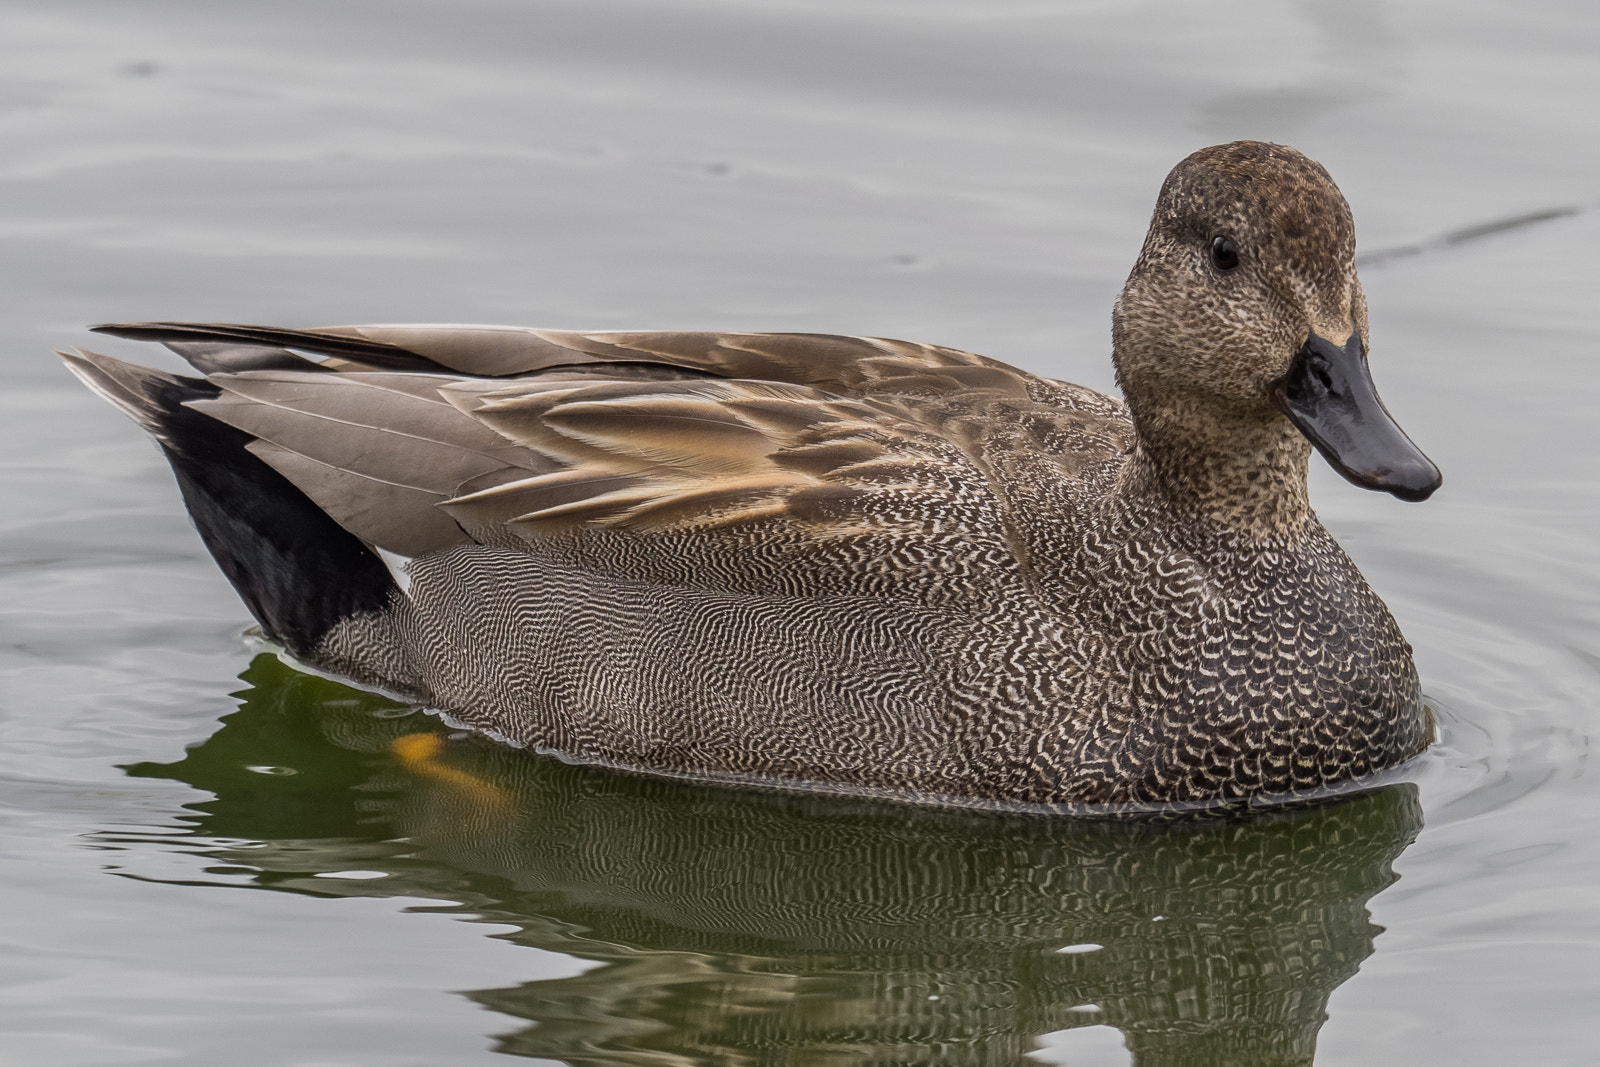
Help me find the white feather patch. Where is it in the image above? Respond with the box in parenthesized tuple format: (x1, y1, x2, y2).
(373, 546, 414, 596)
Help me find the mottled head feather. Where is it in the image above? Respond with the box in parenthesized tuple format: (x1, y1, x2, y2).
(1112, 141, 1370, 532)
(1155, 141, 1357, 325)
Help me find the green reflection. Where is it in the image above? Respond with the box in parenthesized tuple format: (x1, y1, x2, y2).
(125, 654, 1422, 1066)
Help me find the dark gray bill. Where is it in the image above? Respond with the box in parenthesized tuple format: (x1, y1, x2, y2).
(1271, 331, 1442, 502)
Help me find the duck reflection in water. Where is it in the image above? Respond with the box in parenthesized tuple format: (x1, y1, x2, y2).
(123, 656, 1423, 1066)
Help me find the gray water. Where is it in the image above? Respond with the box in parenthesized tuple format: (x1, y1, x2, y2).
(2, 1, 1597, 1063)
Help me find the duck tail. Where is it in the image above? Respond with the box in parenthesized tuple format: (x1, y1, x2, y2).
(59, 348, 400, 657)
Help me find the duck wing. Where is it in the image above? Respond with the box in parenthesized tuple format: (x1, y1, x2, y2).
(88, 323, 1131, 605)
(92, 321, 1124, 408)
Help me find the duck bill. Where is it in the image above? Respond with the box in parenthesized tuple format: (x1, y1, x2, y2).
(1270, 331, 1442, 502)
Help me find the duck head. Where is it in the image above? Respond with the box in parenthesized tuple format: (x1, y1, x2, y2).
(1112, 141, 1441, 528)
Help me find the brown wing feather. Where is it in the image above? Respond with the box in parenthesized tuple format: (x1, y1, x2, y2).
(187, 370, 558, 557)
(430, 376, 1037, 585)
(95, 321, 1085, 403)
(188, 370, 541, 492)
(90, 322, 436, 371)
(247, 441, 474, 557)
(84, 324, 1131, 602)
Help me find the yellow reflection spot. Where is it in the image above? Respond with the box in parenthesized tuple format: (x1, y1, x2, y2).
(390, 732, 509, 810)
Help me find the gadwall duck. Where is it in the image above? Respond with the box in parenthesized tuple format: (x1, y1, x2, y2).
(64, 141, 1441, 808)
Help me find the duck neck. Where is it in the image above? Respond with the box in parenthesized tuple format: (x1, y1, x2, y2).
(1121, 394, 1315, 540)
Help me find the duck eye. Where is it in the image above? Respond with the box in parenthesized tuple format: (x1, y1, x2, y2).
(1210, 235, 1240, 272)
